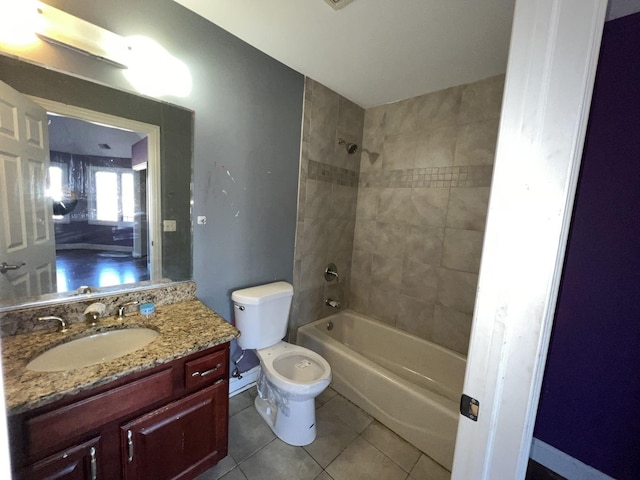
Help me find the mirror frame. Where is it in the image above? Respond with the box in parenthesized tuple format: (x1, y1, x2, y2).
(0, 54, 194, 311)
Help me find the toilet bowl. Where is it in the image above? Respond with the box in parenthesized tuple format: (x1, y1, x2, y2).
(254, 341, 331, 445)
(231, 281, 332, 446)
(257, 342, 331, 398)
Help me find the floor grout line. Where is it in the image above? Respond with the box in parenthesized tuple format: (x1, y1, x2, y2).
(219, 387, 445, 480)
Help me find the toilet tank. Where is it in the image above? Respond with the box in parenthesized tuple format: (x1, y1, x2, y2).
(232, 281, 294, 350)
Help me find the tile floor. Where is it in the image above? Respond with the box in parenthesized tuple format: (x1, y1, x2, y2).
(196, 386, 451, 480)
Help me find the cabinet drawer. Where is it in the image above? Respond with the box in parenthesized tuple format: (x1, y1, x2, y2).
(184, 350, 226, 389)
(27, 369, 173, 459)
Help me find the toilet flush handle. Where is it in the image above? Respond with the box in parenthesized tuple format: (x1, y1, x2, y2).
(234, 305, 245, 311)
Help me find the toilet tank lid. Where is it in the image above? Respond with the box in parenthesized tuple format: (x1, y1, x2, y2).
(231, 281, 293, 305)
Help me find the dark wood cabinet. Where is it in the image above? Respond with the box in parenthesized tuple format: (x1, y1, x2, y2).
(10, 343, 229, 480)
(121, 382, 227, 480)
(16, 437, 101, 480)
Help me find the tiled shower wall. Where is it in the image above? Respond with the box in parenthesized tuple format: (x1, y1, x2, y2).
(290, 79, 364, 340)
(350, 75, 504, 354)
(292, 76, 503, 354)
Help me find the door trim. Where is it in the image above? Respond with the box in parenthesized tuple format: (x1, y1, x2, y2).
(451, 0, 607, 478)
(29, 97, 163, 281)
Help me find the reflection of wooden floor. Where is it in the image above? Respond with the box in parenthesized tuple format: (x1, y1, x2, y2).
(56, 249, 149, 293)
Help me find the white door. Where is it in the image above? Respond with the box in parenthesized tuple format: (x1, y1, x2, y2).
(451, 0, 607, 478)
(0, 80, 56, 302)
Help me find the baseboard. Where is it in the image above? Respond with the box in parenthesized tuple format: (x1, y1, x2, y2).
(530, 438, 615, 480)
(56, 243, 133, 253)
(228, 365, 259, 398)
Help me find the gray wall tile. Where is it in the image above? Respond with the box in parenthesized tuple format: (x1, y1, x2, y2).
(446, 187, 490, 231)
(458, 75, 505, 124)
(437, 268, 478, 314)
(454, 118, 499, 166)
(441, 228, 484, 273)
(293, 78, 363, 329)
(297, 76, 501, 355)
(433, 304, 474, 355)
(415, 86, 463, 130)
(415, 126, 457, 169)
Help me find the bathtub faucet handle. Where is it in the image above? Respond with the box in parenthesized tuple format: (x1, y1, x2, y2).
(325, 298, 340, 309)
(324, 263, 339, 282)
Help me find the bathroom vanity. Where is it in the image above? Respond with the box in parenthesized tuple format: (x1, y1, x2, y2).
(1, 296, 239, 480)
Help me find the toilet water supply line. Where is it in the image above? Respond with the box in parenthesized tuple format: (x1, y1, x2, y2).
(232, 349, 245, 379)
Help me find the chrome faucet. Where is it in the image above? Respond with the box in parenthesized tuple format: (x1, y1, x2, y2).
(117, 300, 139, 318)
(325, 298, 341, 309)
(38, 316, 68, 333)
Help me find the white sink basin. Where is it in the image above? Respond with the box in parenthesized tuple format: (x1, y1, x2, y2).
(27, 328, 160, 372)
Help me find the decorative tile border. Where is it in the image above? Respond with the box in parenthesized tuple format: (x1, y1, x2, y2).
(308, 159, 359, 187)
(359, 165, 493, 188)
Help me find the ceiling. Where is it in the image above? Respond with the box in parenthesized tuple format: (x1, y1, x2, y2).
(173, 0, 640, 109)
(48, 114, 143, 158)
(45, 0, 640, 154)
(173, 0, 515, 108)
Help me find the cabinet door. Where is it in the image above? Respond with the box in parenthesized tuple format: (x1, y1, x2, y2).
(17, 437, 100, 480)
(121, 381, 227, 480)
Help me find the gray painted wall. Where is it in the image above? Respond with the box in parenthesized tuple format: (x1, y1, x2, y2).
(2, 0, 304, 321)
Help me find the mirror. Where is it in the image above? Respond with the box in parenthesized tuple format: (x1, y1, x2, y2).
(0, 54, 193, 310)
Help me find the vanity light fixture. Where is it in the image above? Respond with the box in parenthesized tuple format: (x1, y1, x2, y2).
(323, 0, 355, 10)
(0, 1, 192, 98)
(34, 1, 132, 68)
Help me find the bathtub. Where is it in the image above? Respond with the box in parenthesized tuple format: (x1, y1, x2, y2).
(297, 310, 466, 470)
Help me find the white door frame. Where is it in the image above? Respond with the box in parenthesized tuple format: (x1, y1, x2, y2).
(29, 97, 163, 282)
(452, 0, 607, 479)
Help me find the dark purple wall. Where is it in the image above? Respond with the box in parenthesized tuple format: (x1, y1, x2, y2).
(533, 13, 640, 480)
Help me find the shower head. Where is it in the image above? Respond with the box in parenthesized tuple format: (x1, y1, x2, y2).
(338, 138, 358, 155)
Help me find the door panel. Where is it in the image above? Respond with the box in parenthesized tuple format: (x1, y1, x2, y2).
(0, 79, 55, 301)
(121, 382, 226, 480)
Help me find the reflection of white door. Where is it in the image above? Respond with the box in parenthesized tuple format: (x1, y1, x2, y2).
(0, 80, 56, 301)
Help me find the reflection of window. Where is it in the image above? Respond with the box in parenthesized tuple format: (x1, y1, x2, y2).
(48, 165, 64, 201)
(88, 166, 135, 225)
(48, 163, 69, 222)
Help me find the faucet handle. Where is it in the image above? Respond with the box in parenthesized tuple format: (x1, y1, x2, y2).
(324, 263, 339, 282)
(84, 303, 106, 326)
(117, 300, 140, 318)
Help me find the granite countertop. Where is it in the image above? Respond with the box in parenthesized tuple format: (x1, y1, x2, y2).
(1, 300, 239, 416)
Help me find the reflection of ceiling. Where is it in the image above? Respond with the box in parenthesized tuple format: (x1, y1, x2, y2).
(47, 115, 144, 158)
(173, 0, 640, 108)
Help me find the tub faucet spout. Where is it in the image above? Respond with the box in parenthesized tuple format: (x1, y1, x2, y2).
(325, 298, 340, 309)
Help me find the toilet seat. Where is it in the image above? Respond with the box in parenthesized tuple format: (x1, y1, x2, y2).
(256, 341, 331, 395)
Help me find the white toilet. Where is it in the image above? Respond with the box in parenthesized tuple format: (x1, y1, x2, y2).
(232, 281, 331, 446)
